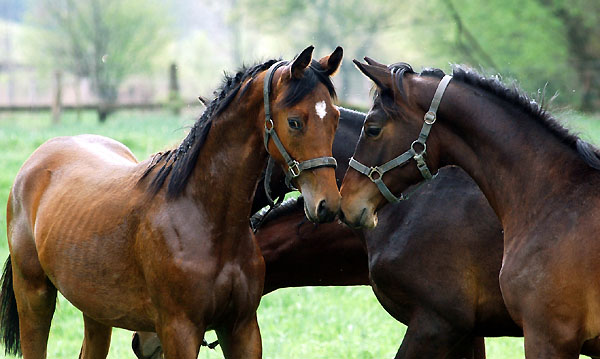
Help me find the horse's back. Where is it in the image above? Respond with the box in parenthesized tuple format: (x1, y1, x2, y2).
(9, 134, 141, 235)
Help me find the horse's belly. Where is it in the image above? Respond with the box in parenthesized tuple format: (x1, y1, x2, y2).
(35, 204, 156, 330)
(48, 253, 157, 331)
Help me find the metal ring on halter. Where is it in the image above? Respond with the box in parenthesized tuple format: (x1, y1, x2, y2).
(368, 167, 383, 182)
(265, 118, 274, 131)
(410, 140, 427, 156)
(424, 111, 436, 125)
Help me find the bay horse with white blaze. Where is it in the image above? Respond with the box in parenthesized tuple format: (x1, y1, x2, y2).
(341, 57, 600, 357)
(1, 46, 343, 359)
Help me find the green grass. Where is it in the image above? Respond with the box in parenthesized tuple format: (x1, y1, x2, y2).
(0, 109, 597, 358)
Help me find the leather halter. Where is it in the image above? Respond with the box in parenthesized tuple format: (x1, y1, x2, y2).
(349, 74, 452, 203)
(262, 61, 337, 205)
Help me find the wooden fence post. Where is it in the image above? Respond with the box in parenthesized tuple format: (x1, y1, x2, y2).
(51, 70, 62, 125)
(168, 63, 182, 116)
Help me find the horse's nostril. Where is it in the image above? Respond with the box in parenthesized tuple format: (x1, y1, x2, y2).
(317, 199, 328, 220)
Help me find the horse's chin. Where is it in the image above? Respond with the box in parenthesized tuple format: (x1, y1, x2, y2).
(303, 201, 317, 223)
(340, 206, 378, 229)
(360, 209, 378, 229)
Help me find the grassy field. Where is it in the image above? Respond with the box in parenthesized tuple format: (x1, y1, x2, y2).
(0, 109, 598, 358)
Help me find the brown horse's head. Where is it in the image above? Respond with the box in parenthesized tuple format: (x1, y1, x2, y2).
(340, 58, 445, 228)
(265, 46, 343, 223)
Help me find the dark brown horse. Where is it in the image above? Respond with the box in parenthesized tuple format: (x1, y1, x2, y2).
(341, 58, 600, 357)
(0, 46, 344, 359)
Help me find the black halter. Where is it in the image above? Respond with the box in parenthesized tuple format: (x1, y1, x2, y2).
(262, 61, 337, 206)
(349, 74, 452, 203)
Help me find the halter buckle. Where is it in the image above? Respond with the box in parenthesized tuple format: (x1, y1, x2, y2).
(424, 111, 436, 125)
(367, 166, 383, 182)
(288, 161, 301, 178)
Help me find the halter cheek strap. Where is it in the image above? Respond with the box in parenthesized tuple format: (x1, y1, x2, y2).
(262, 61, 337, 206)
(349, 74, 452, 203)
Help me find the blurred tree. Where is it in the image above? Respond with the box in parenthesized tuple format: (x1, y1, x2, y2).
(24, 0, 171, 121)
(536, 0, 600, 111)
(415, 0, 598, 112)
(234, 0, 396, 102)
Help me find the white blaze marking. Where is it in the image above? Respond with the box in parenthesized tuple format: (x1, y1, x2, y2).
(315, 101, 327, 120)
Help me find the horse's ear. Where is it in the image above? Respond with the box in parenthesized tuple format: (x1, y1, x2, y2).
(318, 46, 343, 77)
(287, 45, 314, 80)
(364, 56, 387, 69)
(353, 59, 393, 91)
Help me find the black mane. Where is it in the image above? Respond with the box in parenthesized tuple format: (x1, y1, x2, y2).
(140, 58, 337, 198)
(250, 197, 305, 230)
(386, 63, 600, 170)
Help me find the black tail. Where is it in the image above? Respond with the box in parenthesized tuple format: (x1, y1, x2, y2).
(0, 256, 21, 357)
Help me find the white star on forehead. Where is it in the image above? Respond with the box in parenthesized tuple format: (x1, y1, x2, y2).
(315, 101, 327, 120)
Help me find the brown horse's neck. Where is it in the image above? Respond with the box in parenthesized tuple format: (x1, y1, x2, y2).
(423, 80, 596, 228)
(186, 101, 267, 230)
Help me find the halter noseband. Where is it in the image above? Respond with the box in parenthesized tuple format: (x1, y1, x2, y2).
(349, 74, 452, 203)
(262, 61, 337, 206)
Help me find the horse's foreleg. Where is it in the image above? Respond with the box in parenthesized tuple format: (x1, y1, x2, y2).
(522, 320, 582, 359)
(78, 314, 112, 359)
(473, 336, 486, 359)
(215, 314, 262, 359)
(156, 316, 203, 359)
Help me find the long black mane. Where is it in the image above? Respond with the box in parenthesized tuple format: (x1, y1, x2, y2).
(140, 58, 337, 198)
(386, 63, 600, 170)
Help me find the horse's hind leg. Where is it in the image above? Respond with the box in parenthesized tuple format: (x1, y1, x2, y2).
(215, 314, 262, 359)
(79, 315, 112, 359)
(11, 255, 57, 359)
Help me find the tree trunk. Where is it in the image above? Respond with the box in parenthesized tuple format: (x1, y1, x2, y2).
(168, 63, 181, 116)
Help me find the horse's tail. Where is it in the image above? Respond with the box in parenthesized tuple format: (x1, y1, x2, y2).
(0, 256, 21, 357)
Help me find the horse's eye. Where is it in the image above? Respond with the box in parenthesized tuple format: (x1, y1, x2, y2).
(288, 118, 303, 130)
(365, 126, 381, 137)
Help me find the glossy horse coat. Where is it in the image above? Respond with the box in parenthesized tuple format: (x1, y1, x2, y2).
(1, 46, 343, 359)
(341, 58, 600, 358)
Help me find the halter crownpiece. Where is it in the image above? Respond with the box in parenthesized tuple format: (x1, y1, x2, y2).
(262, 60, 337, 206)
(349, 74, 452, 203)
